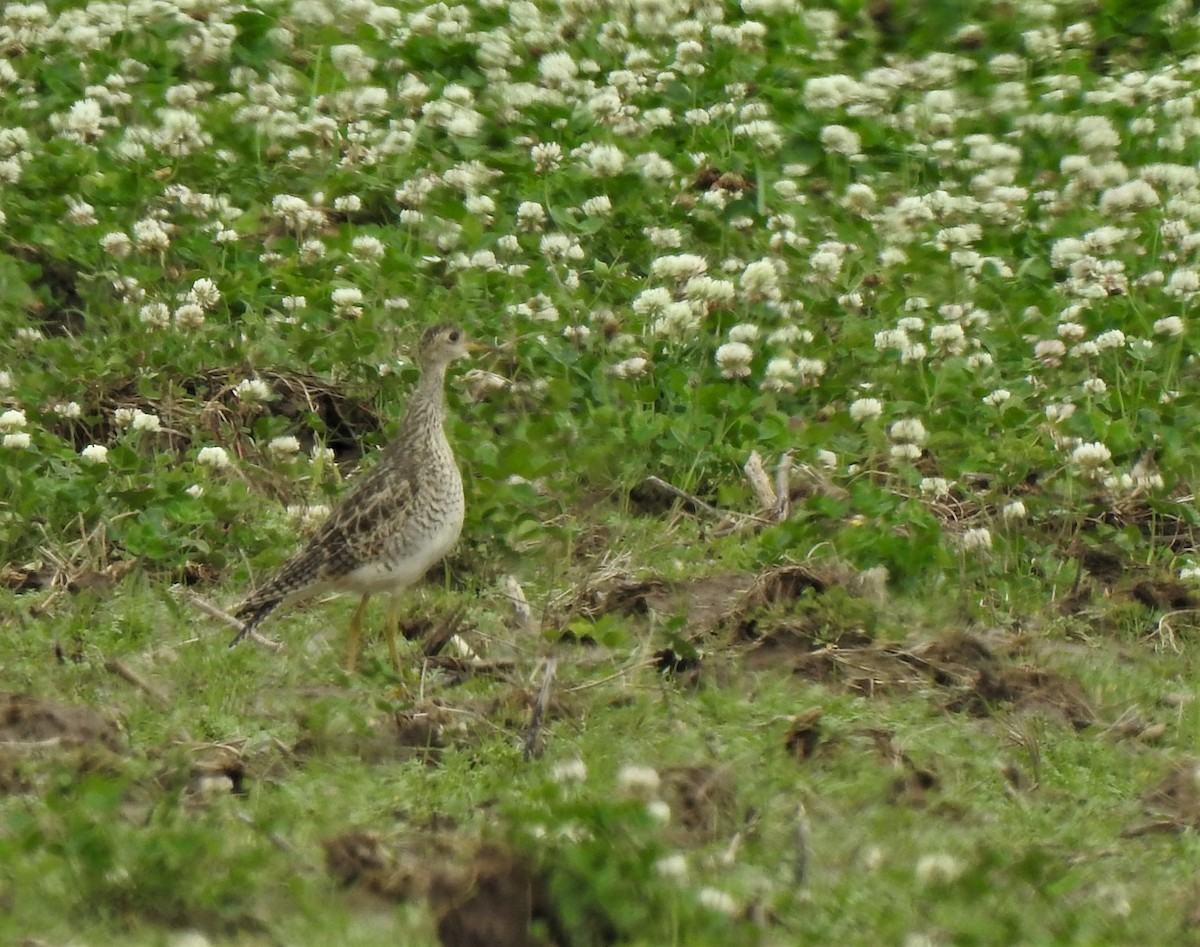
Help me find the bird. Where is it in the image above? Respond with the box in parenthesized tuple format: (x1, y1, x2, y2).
(229, 323, 475, 672)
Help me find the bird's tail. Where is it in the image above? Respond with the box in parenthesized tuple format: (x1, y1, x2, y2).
(229, 595, 282, 648)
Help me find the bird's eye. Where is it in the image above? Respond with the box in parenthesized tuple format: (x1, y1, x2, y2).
(448, 330, 460, 341)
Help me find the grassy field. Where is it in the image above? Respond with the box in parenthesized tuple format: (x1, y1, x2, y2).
(5, 0, 1200, 943)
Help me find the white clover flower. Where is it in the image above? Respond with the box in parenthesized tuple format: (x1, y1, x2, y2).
(930, 323, 967, 355)
(586, 144, 625, 176)
(0, 409, 26, 432)
(982, 388, 1011, 407)
(646, 799, 672, 824)
(1045, 403, 1076, 423)
(1082, 378, 1107, 396)
(655, 854, 688, 879)
(580, 195, 612, 217)
(269, 435, 301, 456)
(551, 758, 588, 783)
(131, 410, 161, 432)
(132, 217, 171, 251)
(186, 483, 205, 499)
(174, 303, 205, 330)
(763, 357, 798, 392)
(796, 358, 826, 383)
(234, 378, 272, 403)
(139, 302, 170, 328)
(197, 445, 231, 469)
(1180, 565, 1200, 582)
(820, 123, 861, 156)
(959, 527, 993, 553)
(632, 287, 673, 316)
(740, 258, 781, 301)
(684, 275, 735, 305)
(728, 323, 760, 344)
(1071, 441, 1112, 472)
(715, 342, 754, 378)
(1035, 339, 1066, 363)
(890, 443, 921, 462)
(190, 277, 221, 309)
(652, 253, 708, 280)
(816, 449, 838, 470)
(889, 418, 927, 445)
(516, 201, 546, 231)
(100, 232, 132, 258)
(920, 478, 953, 498)
(80, 444, 108, 464)
(609, 357, 651, 379)
(1154, 316, 1185, 337)
(1094, 329, 1125, 350)
(51, 401, 81, 419)
(351, 236, 385, 263)
(3, 432, 31, 449)
(617, 764, 660, 794)
(697, 887, 739, 915)
(916, 853, 965, 886)
(1001, 500, 1027, 521)
(645, 227, 682, 248)
(531, 142, 562, 173)
(849, 398, 883, 422)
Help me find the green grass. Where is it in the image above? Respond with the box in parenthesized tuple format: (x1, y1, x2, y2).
(5, 0, 1200, 942)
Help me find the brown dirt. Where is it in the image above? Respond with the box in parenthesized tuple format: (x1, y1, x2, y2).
(784, 707, 824, 762)
(1134, 760, 1200, 833)
(324, 832, 558, 947)
(661, 764, 738, 842)
(0, 692, 124, 752)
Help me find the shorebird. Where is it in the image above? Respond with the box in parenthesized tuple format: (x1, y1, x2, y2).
(230, 323, 474, 672)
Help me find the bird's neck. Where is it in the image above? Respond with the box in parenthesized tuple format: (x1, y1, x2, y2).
(401, 361, 448, 437)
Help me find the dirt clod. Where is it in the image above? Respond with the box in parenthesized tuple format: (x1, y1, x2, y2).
(0, 693, 124, 752)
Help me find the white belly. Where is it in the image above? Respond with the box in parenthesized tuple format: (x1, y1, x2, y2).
(341, 515, 463, 595)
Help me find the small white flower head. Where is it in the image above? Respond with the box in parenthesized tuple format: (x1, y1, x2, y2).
(139, 302, 170, 328)
(580, 195, 612, 217)
(959, 527, 993, 554)
(1071, 441, 1112, 475)
(3, 432, 31, 449)
(655, 854, 688, 879)
(186, 483, 205, 499)
(351, 235, 385, 264)
(982, 388, 1011, 407)
(0, 372, 11, 392)
(616, 764, 660, 795)
(608, 357, 651, 379)
(697, 887, 739, 916)
(1154, 316, 1185, 337)
(1001, 500, 1027, 521)
(1045, 403, 1076, 423)
(889, 417, 927, 445)
(1081, 378, 1107, 396)
(916, 853, 965, 886)
(0, 408, 27, 432)
(816, 449, 838, 470)
(531, 142, 562, 173)
(820, 123, 861, 156)
(516, 201, 547, 232)
(131, 410, 161, 433)
(80, 444, 108, 464)
(586, 144, 625, 176)
(740, 258, 781, 301)
(890, 443, 922, 463)
(646, 799, 672, 824)
(919, 477, 953, 498)
(849, 397, 883, 422)
(190, 277, 221, 309)
(197, 445, 231, 469)
(728, 323, 760, 344)
(268, 435, 301, 457)
(716, 341, 754, 378)
(551, 758, 588, 784)
(1180, 564, 1200, 582)
(234, 378, 273, 404)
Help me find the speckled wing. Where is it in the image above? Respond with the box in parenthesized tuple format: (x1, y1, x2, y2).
(230, 463, 415, 642)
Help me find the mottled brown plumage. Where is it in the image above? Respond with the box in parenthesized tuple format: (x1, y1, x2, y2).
(231, 324, 473, 671)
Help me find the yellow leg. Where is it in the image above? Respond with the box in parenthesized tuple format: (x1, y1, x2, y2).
(345, 594, 370, 673)
(384, 597, 402, 674)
